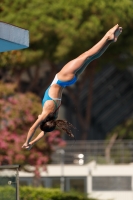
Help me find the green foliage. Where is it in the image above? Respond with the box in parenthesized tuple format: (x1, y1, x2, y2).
(1, 0, 133, 69)
(108, 119, 133, 140)
(86, 156, 108, 164)
(111, 143, 132, 163)
(0, 186, 16, 200)
(106, 119, 133, 164)
(0, 186, 97, 200)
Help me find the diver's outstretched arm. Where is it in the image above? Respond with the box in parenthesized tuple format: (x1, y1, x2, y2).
(23, 131, 45, 150)
(22, 111, 49, 148)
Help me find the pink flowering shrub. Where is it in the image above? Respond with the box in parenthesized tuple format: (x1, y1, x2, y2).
(0, 82, 66, 176)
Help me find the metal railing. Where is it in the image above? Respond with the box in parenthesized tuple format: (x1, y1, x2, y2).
(0, 165, 20, 200)
(51, 140, 133, 165)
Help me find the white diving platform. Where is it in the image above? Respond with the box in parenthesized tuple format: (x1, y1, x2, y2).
(0, 22, 29, 52)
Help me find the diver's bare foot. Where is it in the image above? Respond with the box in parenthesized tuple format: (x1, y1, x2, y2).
(114, 26, 122, 42)
(106, 24, 122, 42)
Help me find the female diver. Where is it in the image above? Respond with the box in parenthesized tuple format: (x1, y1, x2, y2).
(22, 24, 122, 150)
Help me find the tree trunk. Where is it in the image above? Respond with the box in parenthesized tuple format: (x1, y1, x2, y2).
(15, 69, 24, 92)
(105, 133, 118, 163)
(26, 65, 40, 91)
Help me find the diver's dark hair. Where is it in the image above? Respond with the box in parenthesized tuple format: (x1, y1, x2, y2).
(40, 112, 75, 138)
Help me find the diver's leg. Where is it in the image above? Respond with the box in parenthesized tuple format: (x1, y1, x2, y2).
(58, 24, 122, 78)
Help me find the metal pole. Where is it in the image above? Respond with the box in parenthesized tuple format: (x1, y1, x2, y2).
(16, 167, 19, 200)
(60, 149, 65, 192)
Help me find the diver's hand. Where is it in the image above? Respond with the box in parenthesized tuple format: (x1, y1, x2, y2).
(22, 142, 29, 149)
(22, 142, 34, 150)
(25, 142, 34, 150)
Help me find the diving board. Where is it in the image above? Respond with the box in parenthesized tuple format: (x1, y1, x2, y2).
(0, 22, 29, 52)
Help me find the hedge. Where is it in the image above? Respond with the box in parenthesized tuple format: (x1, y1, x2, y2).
(0, 186, 97, 200)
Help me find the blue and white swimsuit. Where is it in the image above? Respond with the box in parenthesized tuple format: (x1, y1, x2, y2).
(42, 74, 77, 108)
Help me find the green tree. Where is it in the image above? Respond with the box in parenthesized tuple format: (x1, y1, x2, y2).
(105, 119, 133, 163)
(1, 0, 133, 139)
(108, 119, 133, 140)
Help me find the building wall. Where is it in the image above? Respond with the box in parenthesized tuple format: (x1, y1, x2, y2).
(1, 162, 133, 200)
(18, 162, 133, 200)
